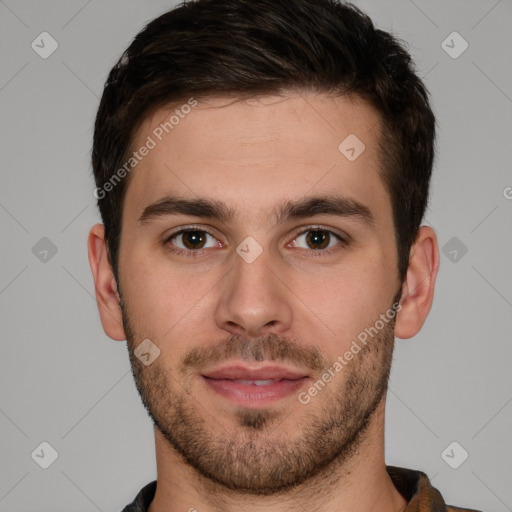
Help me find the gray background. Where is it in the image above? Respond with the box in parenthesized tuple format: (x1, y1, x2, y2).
(1, 0, 511, 510)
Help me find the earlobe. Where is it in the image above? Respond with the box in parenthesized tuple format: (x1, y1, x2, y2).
(394, 226, 440, 340)
(87, 223, 126, 341)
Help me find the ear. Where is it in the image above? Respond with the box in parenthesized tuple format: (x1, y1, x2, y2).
(394, 226, 440, 339)
(87, 223, 126, 341)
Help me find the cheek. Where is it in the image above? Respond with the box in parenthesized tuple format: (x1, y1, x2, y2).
(120, 253, 219, 342)
(290, 264, 392, 352)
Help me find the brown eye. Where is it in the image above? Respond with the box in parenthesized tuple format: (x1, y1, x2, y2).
(181, 230, 207, 249)
(305, 230, 330, 249)
(291, 228, 345, 253)
(168, 229, 219, 252)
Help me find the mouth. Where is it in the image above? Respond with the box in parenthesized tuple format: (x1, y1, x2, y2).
(201, 363, 311, 407)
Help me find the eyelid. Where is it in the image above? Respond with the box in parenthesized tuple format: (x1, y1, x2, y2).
(289, 224, 349, 244)
(288, 225, 348, 256)
(163, 227, 220, 259)
(165, 224, 221, 241)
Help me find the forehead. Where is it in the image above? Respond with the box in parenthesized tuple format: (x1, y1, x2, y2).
(125, 92, 389, 227)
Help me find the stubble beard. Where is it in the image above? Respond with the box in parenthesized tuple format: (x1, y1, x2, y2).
(121, 299, 397, 495)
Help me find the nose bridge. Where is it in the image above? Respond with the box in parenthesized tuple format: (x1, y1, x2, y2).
(215, 240, 292, 336)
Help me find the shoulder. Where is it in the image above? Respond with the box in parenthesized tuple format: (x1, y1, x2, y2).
(121, 480, 157, 512)
(387, 465, 483, 512)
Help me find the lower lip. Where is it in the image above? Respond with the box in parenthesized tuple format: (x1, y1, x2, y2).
(202, 376, 309, 407)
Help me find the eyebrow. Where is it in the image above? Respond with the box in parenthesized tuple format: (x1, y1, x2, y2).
(138, 194, 374, 228)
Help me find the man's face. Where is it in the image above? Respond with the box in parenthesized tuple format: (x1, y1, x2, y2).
(117, 92, 402, 493)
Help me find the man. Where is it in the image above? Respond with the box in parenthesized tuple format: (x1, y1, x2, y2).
(88, 1, 481, 511)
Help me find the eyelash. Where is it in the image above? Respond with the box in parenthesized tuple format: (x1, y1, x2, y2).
(164, 225, 348, 258)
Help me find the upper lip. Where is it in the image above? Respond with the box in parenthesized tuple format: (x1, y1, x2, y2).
(201, 363, 309, 380)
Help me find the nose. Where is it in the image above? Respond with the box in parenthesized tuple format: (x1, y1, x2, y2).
(214, 245, 293, 338)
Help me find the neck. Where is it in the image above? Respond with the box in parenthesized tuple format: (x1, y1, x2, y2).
(148, 399, 407, 512)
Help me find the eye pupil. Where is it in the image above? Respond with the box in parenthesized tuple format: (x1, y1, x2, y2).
(183, 231, 205, 249)
(306, 230, 329, 249)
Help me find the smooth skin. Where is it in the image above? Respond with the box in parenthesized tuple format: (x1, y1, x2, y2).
(89, 92, 439, 512)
